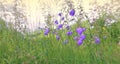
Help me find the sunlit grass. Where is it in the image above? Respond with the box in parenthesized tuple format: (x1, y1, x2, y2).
(0, 18, 120, 64)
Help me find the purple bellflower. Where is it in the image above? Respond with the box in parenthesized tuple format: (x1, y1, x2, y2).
(55, 20, 58, 24)
(61, 17, 64, 20)
(66, 31, 73, 36)
(94, 37, 100, 44)
(69, 9, 75, 16)
(76, 28, 83, 35)
(77, 34, 86, 46)
(44, 28, 50, 35)
(57, 24, 63, 30)
(76, 28, 86, 35)
(58, 13, 62, 16)
(79, 34, 86, 41)
(77, 40, 83, 46)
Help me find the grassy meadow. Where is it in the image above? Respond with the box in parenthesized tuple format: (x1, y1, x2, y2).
(0, 15, 120, 64)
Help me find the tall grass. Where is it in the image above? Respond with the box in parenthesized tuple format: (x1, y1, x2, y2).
(0, 17, 120, 64)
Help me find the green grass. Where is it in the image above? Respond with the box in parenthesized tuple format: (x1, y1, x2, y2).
(0, 18, 120, 64)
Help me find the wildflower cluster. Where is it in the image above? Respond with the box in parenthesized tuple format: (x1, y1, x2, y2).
(76, 28, 86, 46)
(43, 8, 101, 46)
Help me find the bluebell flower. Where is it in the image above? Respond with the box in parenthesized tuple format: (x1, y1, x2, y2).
(58, 13, 62, 16)
(57, 24, 63, 30)
(77, 40, 83, 46)
(69, 9, 75, 16)
(79, 34, 86, 41)
(61, 17, 64, 20)
(66, 31, 73, 36)
(76, 28, 83, 35)
(44, 28, 50, 35)
(95, 37, 100, 44)
(76, 28, 86, 35)
(55, 20, 58, 24)
(82, 28, 86, 32)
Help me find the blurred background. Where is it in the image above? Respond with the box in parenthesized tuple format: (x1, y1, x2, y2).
(0, 0, 120, 33)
